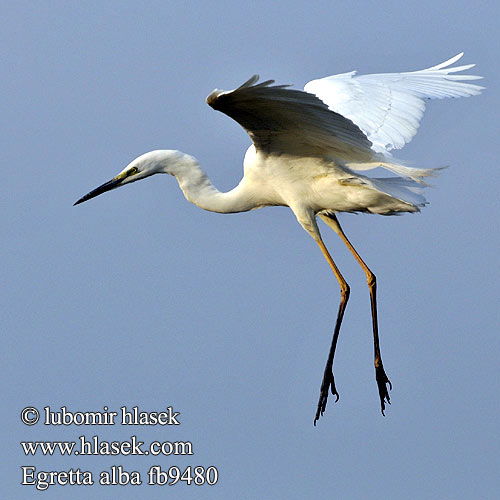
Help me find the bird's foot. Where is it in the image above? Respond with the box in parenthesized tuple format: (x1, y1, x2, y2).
(314, 367, 339, 425)
(375, 362, 392, 415)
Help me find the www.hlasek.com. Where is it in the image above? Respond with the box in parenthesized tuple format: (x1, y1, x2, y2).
(21, 435, 192, 456)
(19, 405, 219, 490)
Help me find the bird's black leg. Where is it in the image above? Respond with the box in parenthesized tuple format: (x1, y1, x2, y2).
(319, 213, 392, 415)
(315, 282, 350, 425)
(313, 237, 350, 425)
(368, 274, 392, 414)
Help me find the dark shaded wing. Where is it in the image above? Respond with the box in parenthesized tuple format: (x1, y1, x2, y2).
(206, 75, 373, 160)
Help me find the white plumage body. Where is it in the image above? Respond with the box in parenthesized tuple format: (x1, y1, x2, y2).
(238, 145, 423, 216)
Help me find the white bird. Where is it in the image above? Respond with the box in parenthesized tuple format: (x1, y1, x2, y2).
(75, 53, 483, 424)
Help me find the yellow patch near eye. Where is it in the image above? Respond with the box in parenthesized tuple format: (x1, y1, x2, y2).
(114, 171, 128, 180)
(129, 167, 138, 175)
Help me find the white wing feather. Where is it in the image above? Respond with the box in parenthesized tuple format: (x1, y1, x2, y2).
(304, 53, 484, 155)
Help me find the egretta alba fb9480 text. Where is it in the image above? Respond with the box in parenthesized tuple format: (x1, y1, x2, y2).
(75, 53, 483, 424)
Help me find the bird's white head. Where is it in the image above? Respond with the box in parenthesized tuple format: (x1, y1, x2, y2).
(74, 150, 196, 205)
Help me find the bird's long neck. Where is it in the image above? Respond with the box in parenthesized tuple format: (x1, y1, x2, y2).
(168, 154, 256, 214)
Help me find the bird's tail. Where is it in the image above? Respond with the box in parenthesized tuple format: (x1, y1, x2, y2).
(338, 174, 429, 212)
(368, 176, 429, 208)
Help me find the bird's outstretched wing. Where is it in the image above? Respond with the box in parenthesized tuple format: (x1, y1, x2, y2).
(206, 76, 373, 161)
(304, 53, 484, 154)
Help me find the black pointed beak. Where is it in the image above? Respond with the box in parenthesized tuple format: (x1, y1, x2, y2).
(73, 177, 124, 206)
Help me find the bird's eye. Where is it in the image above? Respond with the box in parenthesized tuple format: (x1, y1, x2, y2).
(128, 167, 138, 176)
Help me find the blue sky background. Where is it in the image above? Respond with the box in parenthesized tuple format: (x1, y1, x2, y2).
(3, 1, 499, 498)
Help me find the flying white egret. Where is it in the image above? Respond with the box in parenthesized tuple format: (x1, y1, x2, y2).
(75, 53, 483, 424)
